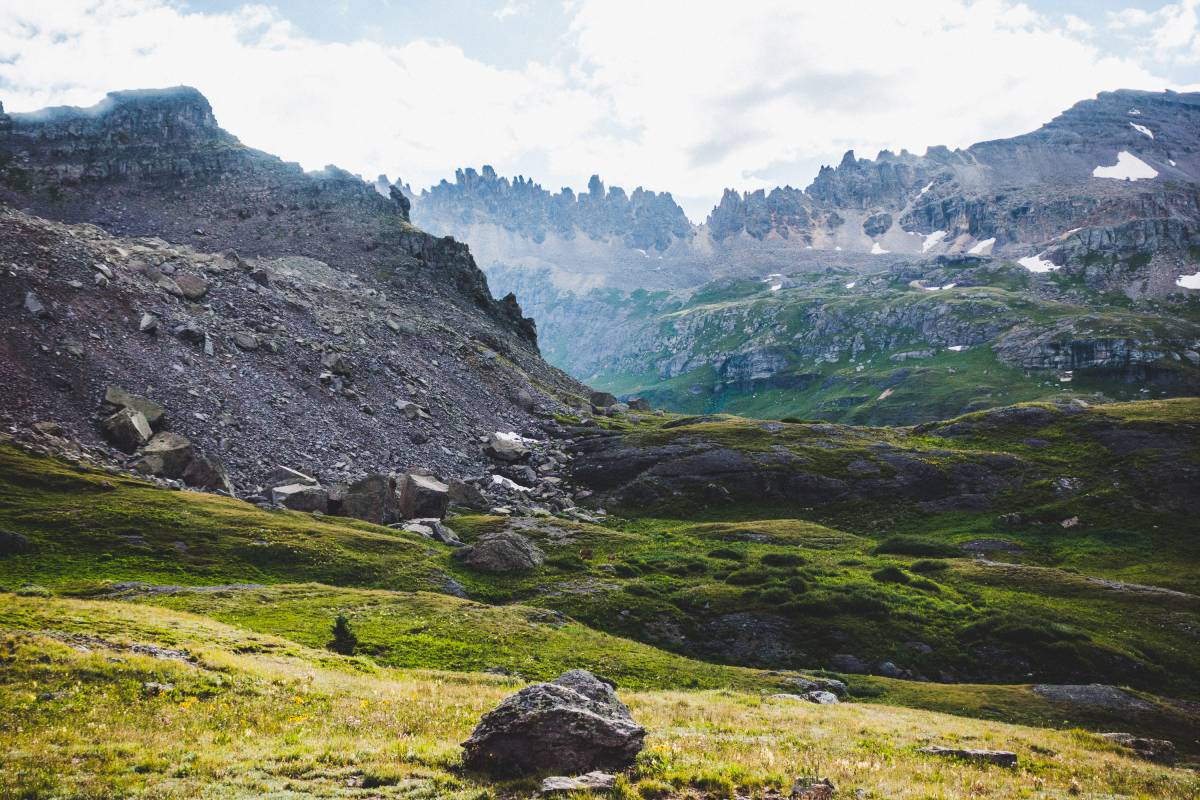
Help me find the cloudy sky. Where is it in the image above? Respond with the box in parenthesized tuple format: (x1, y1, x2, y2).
(2, 0, 1199, 218)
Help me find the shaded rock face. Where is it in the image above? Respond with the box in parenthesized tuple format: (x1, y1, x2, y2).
(461, 669, 646, 777)
(336, 473, 397, 525)
(0, 87, 591, 494)
(454, 530, 544, 574)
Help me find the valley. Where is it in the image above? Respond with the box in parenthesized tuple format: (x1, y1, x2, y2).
(0, 81, 1197, 799)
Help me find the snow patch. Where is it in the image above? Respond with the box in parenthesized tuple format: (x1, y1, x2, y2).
(917, 181, 934, 197)
(871, 242, 889, 255)
(967, 237, 996, 255)
(1130, 122, 1153, 139)
(1128, 108, 1141, 115)
(491, 474, 531, 492)
(1170, 159, 1177, 167)
(845, 281, 856, 289)
(1092, 151, 1158, 181)
(835, 246, 842, 251)
(947, 345, 968, 352)
(922, 230, 946, 253)
(635, 248, 649, 257)
(1018, 254, 1061, 273)
(922, 282, 957, 292)
(1177, 271, 1200, 289)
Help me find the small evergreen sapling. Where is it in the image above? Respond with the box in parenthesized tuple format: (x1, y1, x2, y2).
(328, 614, 358, 655)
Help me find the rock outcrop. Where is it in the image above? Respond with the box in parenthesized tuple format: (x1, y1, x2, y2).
(461, 669, 645, 776)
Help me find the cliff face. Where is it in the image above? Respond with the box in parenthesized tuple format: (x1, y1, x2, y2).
(0, 87, 535, 346)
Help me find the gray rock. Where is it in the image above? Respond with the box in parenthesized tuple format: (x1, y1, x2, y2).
(540, 772, 616, 794)
(339, 473, 398, 524)
(589, 391, 619, 408)
(397, 472, 450, 520)
(805, 691, 840, 704)
(829, 654, 868, 674)
(139, 313, 159, 333)
(320, 351, 351, 376)
(174, 273, 209, 301)
(402, 518, 462, 546)
(454, 530, 544, 574)
(182, 452, 235, 495)
(876, 660, 903, 678)
(1099, 732, 1176, 764)
(626, 397, 651, 411)
(462, 669, 645, 777)
(265, 466, 318, 488)
(484, 431, 530, 462)
(248, 267, 271, 286)
(790, 777, 836, 800)
(272, 483, 329, 513)
(23, 291, 49, 319)
(99, 408, 153, 453)
(918, 746, 1017, 768)
(395, 400, 426, 420)
(232, 332, 260, 351)
(133, 432, 194, 478)
(448, 478, 490, 510)
(103, 386, 166, 429)
(1032, 683, 1154, 712)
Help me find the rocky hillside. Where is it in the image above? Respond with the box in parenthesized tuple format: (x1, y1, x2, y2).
(0, 87, 593, 496)
(409, 89, 1200, 422)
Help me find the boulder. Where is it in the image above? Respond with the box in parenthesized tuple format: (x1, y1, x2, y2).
(182, 453, 235, 495)
(1099, 732, 1176, 764)
(395, 400, 427, 420)
(339, 473, 398, 524)
(103, 386, 166, 429)
(265, 466, 318, 488)
(0, 529, 34, 556)
(401, 518, 463, 546)
(454, 530, 544, 574)
(174, 273, 209, 301)
(248, 267, 271, 286)
(484, 431, 530, 463)
(133, 432, 194, 478)
(626, 397, 651, 411)
(589, 391, 619, 408)
(918, 747, 1017, 768)
(320, 351, 352, 376)
(448, 478, 490, 511)
(829, 654, 868, 674)
(99, 408, 153, 453)
(462, 669, 645, 777)
(540, 772, 617, 794)
(397, 472, 450, 520)
(139, 313, 159, 333)
(272, 483, 329, 513)
(790, 777, 836, 800)
(232, 332, 260, 351)
(805, 691, 840, 705)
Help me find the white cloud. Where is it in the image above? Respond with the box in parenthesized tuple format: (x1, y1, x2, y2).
(1109, 1, 1200, 64)
(494, 1, 531, 21)
(0, 0, 1184, 220)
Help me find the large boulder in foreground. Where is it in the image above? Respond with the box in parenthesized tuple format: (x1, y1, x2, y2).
(462, 669, 645, 776)
(454, 530, 544, 574)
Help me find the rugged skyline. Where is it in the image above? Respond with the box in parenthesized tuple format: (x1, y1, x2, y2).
(3, 0, 1200, 217)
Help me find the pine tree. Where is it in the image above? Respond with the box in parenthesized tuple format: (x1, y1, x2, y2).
(328, 614, 358, 655)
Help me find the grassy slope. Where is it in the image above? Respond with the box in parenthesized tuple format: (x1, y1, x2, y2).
(591, 265, 1200, 423)
(2, 409, 1199, 752)
(3, 594, 1198, 799)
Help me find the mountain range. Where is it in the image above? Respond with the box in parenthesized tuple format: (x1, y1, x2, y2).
(411, 88, 1200, 423)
